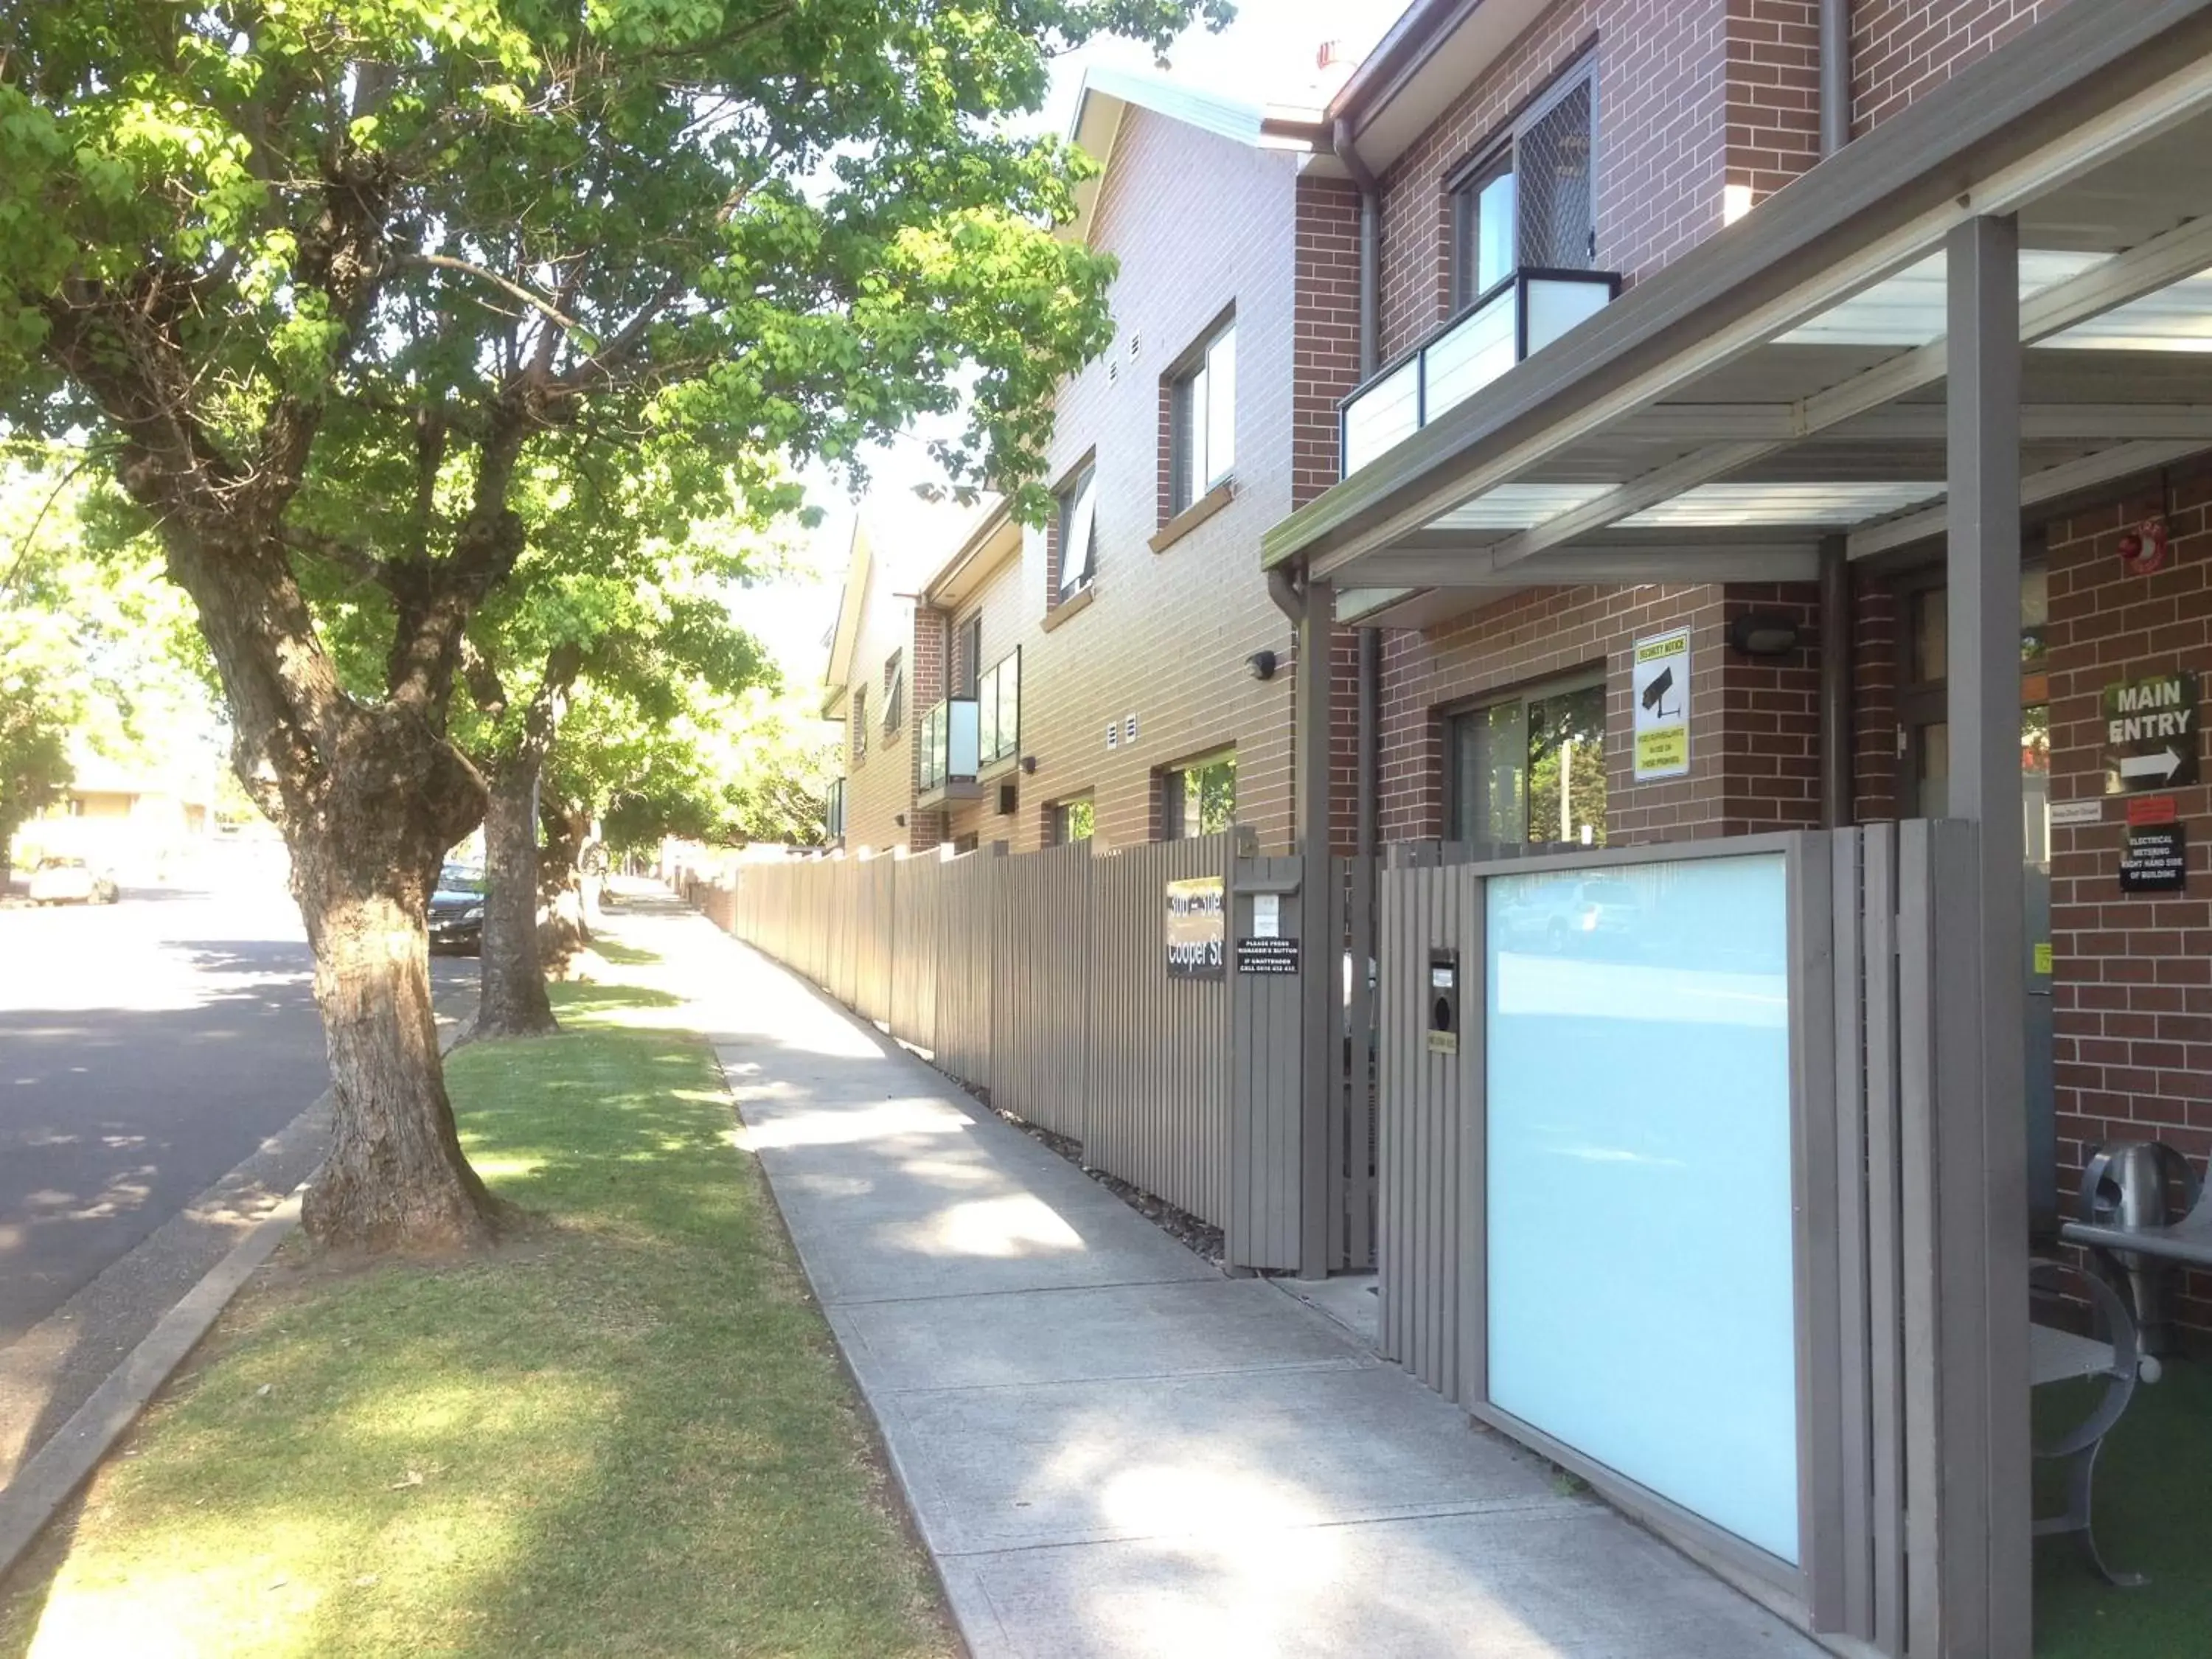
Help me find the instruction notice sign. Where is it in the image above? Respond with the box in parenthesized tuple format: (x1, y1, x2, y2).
(2102, 672, 2199, 793)
(2119, 823, 2188, 894)
(1236, 938, 1299, 975)
(1632, 628, 1691, 781)
(1164, 876, 1225, 978)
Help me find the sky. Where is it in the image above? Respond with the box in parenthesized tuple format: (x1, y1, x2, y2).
(752, 1, 1399, 690)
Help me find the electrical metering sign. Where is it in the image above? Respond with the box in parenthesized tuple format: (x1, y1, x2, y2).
(1632, 628, 1691, 782)
(2102, 672, 2199, 793)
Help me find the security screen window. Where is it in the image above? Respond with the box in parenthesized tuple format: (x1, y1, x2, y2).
(851, 686, 867, 764)
(1054, 796, 1095, 844)
(1163, 753, 1234, 839)
(1056, 462, 1098, 599)
(1447, 677, 1605, 848)
(882, 649, 903, 734)
(1449, 60, 1595, 309)
(1170, 321, 1237, 514)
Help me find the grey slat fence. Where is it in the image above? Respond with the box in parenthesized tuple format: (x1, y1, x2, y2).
(1372, 821, 2007, 1658)
(1084, 835, 1234, 1228)
(992, 841, 1093, 1141)
(713, 832, 1304, 1271)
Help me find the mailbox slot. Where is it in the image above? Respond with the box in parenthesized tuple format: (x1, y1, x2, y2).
(1427, 948, 1460, 1055)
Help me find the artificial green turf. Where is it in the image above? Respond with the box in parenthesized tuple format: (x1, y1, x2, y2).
(0, 982, 954, 1659)
(2035, 1355, 2212, 1658)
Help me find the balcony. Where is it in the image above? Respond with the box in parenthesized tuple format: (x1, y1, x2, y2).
(1340, 268, 1619, 479)
(917, 696, 982, 807)
(824, 776, 846, 841)
(976, 648, 1020, 776)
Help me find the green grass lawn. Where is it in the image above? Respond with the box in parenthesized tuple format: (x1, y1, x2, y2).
(2036, 1355, 2212, 1658)
(0, 982, 954, 1659)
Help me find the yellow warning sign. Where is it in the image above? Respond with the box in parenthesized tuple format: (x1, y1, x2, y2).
(1631, 628, 1691, 782)
(2034, 942, 2053, 975)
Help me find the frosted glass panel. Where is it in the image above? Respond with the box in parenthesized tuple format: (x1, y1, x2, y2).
(1424, 290, 1516, 419)
(1485, 852, 1800, 1564)
(1343, 358, 1421, 474)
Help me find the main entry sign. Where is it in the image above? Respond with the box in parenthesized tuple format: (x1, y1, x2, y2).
(2102, 672, 2199, 793)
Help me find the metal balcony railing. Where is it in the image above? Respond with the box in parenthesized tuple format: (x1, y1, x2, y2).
(918, 695, 980, 798)
(1339, 268, 1619, 479)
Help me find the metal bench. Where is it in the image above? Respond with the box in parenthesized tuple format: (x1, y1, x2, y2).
(2030, 1259, 2146, 1587)
(2062, 1141, 2212, 1284)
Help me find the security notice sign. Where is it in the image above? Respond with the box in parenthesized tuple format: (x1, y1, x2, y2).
(1164, 876, 1225, 978)
(1632, 628, 1691, 781)
(2102, 672, 2199, 793)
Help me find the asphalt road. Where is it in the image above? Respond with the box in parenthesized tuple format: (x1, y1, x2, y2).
(0, 844, 476, 1352)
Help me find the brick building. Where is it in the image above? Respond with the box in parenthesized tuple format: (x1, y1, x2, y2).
(824, 66, 1366, 859)
(795, 2, 2212, 1647)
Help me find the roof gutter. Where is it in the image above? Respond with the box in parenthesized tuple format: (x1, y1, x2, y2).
(1326, 0, 1477, 139)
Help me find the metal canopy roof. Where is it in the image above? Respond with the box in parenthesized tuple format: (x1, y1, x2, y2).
(1259, 0, 2212, 627)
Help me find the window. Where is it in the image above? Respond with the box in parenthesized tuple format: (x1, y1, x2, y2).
(882, 650, 904, 736)
(1057, 462, 1098, 599)
(852, 685, 868, 765)
(1169, 320, 1237, 515)
(1449, 61, 1596, 308)
(1446, 675, 1605, 849)
(1162, 751, 1235, 839)
(1054, 796, 1095, 844)
(957, 614, 983, 698)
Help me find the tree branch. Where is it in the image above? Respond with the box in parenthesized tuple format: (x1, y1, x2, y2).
(407, 253, 584, 334)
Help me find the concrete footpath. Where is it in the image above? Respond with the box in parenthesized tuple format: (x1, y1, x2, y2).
(622, 895, 1823, 1659)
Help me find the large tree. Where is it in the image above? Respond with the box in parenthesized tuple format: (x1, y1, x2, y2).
(455, 504, 772, 1037)
(0, 0, 1226, 1248)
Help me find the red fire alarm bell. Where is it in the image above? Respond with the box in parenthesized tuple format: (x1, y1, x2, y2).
(2118, 515, 2170, 576)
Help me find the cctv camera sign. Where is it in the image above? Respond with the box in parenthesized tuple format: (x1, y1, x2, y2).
(1632, 629, 1691, 782)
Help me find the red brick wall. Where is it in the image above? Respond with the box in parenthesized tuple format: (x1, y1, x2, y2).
(2046, 476, 2212, 1332)
(1727, 0, 1822, 206)
(1850, 0, 2070, 134)
(1375, 0, 1735, 361)
(908, 606, 947, 853)
(1375, 581, 1827, 845)
(1293, 174, 1369, 855)
(1293, 178, 1363, 508)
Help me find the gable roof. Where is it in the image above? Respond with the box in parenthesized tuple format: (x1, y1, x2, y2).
(1062, 65, 1329, 246)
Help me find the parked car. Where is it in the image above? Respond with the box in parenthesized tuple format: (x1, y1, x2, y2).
(428, 864, 486, 955)
(27, 856, 119, 906)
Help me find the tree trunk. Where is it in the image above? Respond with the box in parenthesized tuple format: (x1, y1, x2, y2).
(477, 757, 559, 1037)
(538, 796, 593, 965)
(291, 708, 502, 1250)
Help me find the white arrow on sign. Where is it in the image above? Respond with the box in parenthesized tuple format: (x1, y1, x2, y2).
(2121, 748, 2187, 782)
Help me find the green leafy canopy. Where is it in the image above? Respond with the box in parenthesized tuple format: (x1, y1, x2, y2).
(0, 0, 1234, 544)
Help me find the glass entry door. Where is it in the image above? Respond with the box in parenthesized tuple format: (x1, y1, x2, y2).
(1899, 566, 2057, 1233)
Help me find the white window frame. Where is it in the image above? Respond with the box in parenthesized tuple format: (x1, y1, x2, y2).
(1172, 319, 1237, 513)
(1057, 462, 1098, 599)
